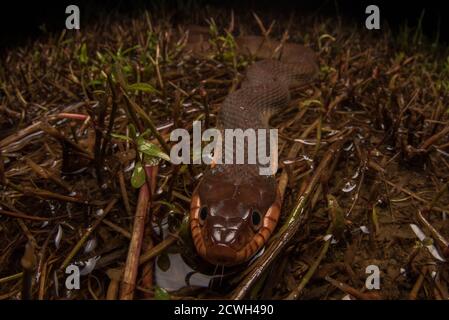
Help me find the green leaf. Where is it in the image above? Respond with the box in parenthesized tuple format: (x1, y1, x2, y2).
(131, 161, 146, 188)
(96, 51, 105, 63)
(122, 45, 140, 56)
(178, 214, 191, 241)
(138, 141, 170, 162)
(139, 129, 153, 138)
(88, 79, 104, 87)
(79, 43, 88, 64)
(128, 124, 137, 140)
(111, 133, 132, 142)
(153, 200, 182, 214)
(136, 135, 145, 146)
(127, 82, 159, 94)
(154, 286, 170, 300)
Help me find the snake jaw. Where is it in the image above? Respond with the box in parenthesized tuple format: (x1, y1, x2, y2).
(190, 191, 207, 259)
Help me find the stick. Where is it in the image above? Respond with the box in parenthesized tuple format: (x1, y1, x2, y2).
(59, 199, 117, 270)
(325, 275, 381, 300)
(21, 241, 36, 300)
(285, 227, 332, 299)
(120, 165, 155, 300)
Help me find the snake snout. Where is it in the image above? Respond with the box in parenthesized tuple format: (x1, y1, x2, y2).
(211, 227, 237, 245)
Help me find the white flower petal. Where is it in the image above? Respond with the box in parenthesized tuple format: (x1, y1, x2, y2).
(55, 225, 63, 249)
(410, 224, 446, 262)
(426, 245, 446, 262)
(83, 238, 97, 254)
(409, 224, 426, 241)
(79, 256, 101, 275)
(360, 226, 370, 234)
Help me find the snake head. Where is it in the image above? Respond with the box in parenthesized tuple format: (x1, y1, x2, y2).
(190, 168, 281, 266)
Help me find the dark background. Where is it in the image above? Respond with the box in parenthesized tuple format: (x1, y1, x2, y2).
(0, 0, 448, 49)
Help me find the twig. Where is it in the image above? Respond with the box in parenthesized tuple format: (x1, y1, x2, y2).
(102, 218, 132, 239)
(118, 170, 133, 218)
(382, 179, 448, 213)
(139, 234, 178, 266)
(285, 228, 333, 299)
(325, 275, 381, 300)
(121, 89, 171, 154)
(21, 241, 36, 300)
(409, 268, 427, 300)
(59, 199, 117, 270)
(106, 268, 123, 300)
(0, 272, 23, 284)
(6, 180, 102, 205)
(420, 125, 449, 150)
(120, 165, 155, 300)
(417, 210, 449, 258)
(56, 113, 89, 121)
(0, 208, 53, 221)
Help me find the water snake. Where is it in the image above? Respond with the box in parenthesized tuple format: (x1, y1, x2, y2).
(186, 26, 319, 266)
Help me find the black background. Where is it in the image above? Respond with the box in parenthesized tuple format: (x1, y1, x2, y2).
(0, 299, 441, 319)
(0, 0, 449, 50)
(0, 0, 448, 311)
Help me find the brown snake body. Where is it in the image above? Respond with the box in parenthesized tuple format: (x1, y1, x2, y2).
(187, 27, 319, 266)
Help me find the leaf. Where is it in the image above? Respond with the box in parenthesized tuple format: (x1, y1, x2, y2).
(154, 286, 171, 300)
(96, 51, 105, 63)
(138, 141, 170, 162)
(79, 256, 101, 276)
(131, 161, 146, 188)
(55, 224, 63, 249)
(327, 194, 345, 238)
(88, 79, 104, 87)
(156, 253, 171, 272)
(178, 214, 191, 241)
(139, 129, 153, 138)
(127, 82, 159, 94)
(303, 99, 324, 108)
(154, 200, 178, 212)
(121, 45, 140, 56)
(410, 224, 446, 262)
(128, 124, 137, 140)
(79, 43, 88, 64)
(111, 133, 132, 142)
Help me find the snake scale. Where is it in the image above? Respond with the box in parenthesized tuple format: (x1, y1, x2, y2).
(186, 26, 319, 266)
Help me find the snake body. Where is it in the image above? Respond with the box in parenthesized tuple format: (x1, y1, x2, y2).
(187, 27, 318, 266)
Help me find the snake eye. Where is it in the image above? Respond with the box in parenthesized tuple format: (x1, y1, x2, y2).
(251, 210, 262, 229)
(199, 206, 208, 224)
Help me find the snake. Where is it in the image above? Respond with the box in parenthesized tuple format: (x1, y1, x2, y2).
(186, 26, 319, 266)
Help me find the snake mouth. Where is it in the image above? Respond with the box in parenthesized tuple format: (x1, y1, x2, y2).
(190, 188, 282, 267)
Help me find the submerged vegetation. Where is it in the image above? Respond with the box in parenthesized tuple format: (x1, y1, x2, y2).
(0, 5, 448, 299)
